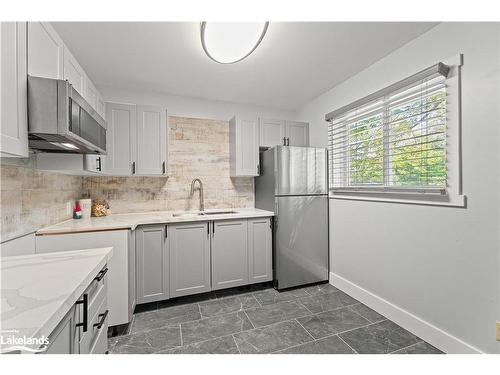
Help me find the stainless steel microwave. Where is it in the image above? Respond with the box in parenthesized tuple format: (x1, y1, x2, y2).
(27, 75, 106, 154)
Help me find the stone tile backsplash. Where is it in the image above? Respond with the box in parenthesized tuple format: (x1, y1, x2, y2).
(82, 117, 254, 213)
(0, 157, 82, 242)
(1, 116, 254, 242)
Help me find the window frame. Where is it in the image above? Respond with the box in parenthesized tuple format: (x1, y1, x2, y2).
(326, 54, 465, 207)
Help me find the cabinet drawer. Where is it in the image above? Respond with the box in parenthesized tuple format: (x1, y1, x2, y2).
(80, 296, 108, 354)
(90, 305, 109, 354)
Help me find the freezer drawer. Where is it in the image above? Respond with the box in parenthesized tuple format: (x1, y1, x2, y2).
(274, 195, 328, 289)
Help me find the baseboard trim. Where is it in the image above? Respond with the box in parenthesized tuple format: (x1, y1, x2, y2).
(329, 272, 483, 354)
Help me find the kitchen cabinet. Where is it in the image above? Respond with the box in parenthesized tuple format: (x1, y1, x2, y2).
(44, 264, 108, 354)
(105, 102, 168, 176)
(259, 118, 286, 148)
(27, 22, 64, 79)
(211, 220, 248, 290)
(169, 222, 211, 298)
(1, 22, 28, 158)
(105, 102, 137, 175)
(63, 45, 86, 97)
(229, 116, 259, 177)
(136, 105, 168, 175)
(36, 230, 133, 327)
(285, 121, 309, 146)
(44, 304, 78, 354)
(135, 225, 169, 304)
(259, 118, 309, 147)
(248, 218, 273, 283)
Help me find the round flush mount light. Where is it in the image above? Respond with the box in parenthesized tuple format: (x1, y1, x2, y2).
(200, 22, 269, 64)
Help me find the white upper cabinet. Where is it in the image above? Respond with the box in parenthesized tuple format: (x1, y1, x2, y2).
(136, 105, 168, 176)
(96, 96, 105, 118)
(259, 118, 286, 148)
(63, 45, 86, 97)
(285, 121, 309, 147)
(1, 22, 28, 158)
(84, 79, 98, 110)
(105, 102, 168, 176)
(259, 118, 309, 147)
(229, 116, 259, 177)
(27, 22, 64, 79)
(105, 102, 137, 176)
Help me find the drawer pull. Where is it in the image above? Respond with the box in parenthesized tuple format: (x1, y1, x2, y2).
(75, 294, 88, 332)
(94, 268, 108, 282)
(93, 310, 109, 330)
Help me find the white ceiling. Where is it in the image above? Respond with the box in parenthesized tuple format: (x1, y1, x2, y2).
(52, 22, 437, 110)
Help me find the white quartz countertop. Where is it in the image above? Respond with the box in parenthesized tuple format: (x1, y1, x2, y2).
(36, 208, 274, 235)
(0, 247, 113, 353)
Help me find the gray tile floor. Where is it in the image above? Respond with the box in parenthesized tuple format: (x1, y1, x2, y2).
(108, 283, 443, 354)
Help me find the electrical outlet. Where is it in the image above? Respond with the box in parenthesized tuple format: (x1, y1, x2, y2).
(496, 321, 500, 341)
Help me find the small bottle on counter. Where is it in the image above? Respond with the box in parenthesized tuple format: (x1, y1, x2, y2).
(73, 202, 83, 219)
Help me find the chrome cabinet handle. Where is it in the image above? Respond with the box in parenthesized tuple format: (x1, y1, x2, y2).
(162, 161, 166, 174)
(283, 137, 286, 145)
(131, 161, 136, 174)
(286, 137, 290, 146)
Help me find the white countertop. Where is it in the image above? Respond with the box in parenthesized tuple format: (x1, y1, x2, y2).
(0, 247, 113, 353)
(36, 208, 274, 235)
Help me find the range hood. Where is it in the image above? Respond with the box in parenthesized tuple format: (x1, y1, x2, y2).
(27, 76, 107, 154)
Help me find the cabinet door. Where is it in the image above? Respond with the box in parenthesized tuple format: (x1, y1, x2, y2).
(211, 220, 249, 290)
(136, 225, 169, 304)
(63, 45, 86, 96)
(285, 121, 309, 146)
(84, 79, 98, 111)
(27, 22, 64, 79)
(169, 222, 211, 297)
(248, 218, 273, 283)
(229, 116, 259, 177)
(44, 305, 78, 354)
(105, 102, 137, 176)
(259, 118, 286, 148)
(96, 96, 105, 118)
(0, 22, 28, 158)
(136, 105, 167, 175)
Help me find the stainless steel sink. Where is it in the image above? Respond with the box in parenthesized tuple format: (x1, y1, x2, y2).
(200, 211, 237, 215)
(172, 211, 237, 217)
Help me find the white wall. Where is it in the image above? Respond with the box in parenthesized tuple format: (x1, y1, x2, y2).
(296, 23, 500, 353)
(99, 86, 296, 121)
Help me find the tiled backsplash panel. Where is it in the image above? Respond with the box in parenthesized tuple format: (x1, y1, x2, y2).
(82, 116, 254, 213)
(0, 116, 255, 242)
(0, 157, 83, 242)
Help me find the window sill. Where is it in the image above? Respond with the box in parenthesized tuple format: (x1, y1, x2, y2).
(330, 192, 466, 207)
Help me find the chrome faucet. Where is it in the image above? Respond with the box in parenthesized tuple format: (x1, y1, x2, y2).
(190, 178, 204, 212)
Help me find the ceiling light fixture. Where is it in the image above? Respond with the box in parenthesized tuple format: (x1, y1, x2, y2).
(200, 22, 269, 64)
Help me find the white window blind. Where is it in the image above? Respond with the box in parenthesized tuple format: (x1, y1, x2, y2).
(327, 63, 449, 194)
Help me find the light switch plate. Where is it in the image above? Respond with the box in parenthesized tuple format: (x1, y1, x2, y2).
(496, 321, 500, 341)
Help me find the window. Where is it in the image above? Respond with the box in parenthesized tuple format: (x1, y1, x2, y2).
(327, 63, 449, 196)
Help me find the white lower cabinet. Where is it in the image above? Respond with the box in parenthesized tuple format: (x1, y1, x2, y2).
(211, 220, 249, 290)
(169, 222, 211, 298)
(43, 264, 108, 354)
(44, 304, 78, 354)
(248, 218, 273, 283)
(135, 225, 169, 304)
(35, 230, 134, 327)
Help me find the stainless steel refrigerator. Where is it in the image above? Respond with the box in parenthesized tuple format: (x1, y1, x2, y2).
(255, 146, 329, 290)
